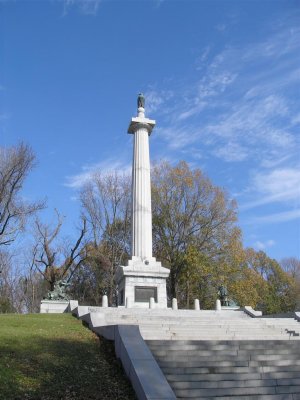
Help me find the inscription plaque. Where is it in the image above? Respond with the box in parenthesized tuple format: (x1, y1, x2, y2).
(135, 286, 157, 303)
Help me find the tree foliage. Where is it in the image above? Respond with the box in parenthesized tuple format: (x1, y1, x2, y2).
(152, 161, 240, 298)
(2, 152, 297, 315)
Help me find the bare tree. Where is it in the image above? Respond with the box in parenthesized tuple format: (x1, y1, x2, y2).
(280, 257, 300, 280)
(21, 271, 46, 313)
(0, 143, 44, 246)
(0, 250, 26, 313)
(80, 172, 131, 304)
(31, 211, 87, 291)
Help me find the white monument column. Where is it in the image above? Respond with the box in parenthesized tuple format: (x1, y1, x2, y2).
(115, 94, 170, 309)
(129, 102, 154, 261)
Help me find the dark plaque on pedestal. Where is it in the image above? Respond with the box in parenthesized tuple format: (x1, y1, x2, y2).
(135, 286, 157, 303)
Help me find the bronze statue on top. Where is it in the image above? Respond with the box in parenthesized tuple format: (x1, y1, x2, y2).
(137, 93, 145, 109)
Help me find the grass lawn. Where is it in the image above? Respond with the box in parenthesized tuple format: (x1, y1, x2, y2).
(0, 313, 136, 400)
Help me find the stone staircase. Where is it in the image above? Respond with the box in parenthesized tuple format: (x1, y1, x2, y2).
(78, 307, 300, 399)
(147, 340, 300, 399)
(89, 307, 300, 341)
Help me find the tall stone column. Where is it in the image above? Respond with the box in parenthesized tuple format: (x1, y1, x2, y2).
(129, 104, 154, 261)
(115, 94, 170, 309)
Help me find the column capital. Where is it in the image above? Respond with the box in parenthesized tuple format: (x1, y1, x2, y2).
(128, 117, 156, 135)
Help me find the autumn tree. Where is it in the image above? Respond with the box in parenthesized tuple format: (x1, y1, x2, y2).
(243, 249, 298, 314)
(177, 246, 214, 308)
(76, 161, 298, 312)
(152, 161, 240, 299)
(31, 211, 87, 292)
(0, 143, 43, 246)
(281, 257, 300, 309)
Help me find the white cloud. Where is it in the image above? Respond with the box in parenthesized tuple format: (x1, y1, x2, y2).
(65, 158, 131, 188)
(215, 24, 227, 32)
(207, 95, 290, 141)
(197, 71, 237, 100)
(260, 154, 292, 169)
(254, 239, 275, 250)
(63, 0, 101, 16)
(152, 23, 299, 169)
(242, 167, 300, 210)
(252, 209, 300, 224)
(292, 113, 300, 125)
(0, 112, 10, 121)
(153, 0, 165, 8)
(195, 46, 211, 69)
(177, 102, 206, 121)
(157, 126, 200, 150)
(145, 89, 173, 114)
(213, 142, 248, 162)
(242, 26, 300, 61)
(254, 168, 300, 197)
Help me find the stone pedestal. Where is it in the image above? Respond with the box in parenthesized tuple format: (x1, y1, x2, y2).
(116, 258, 169, 309)
(40, 300, 70, 313)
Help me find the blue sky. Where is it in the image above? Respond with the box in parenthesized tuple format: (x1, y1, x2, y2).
(1, 0, 299, 260)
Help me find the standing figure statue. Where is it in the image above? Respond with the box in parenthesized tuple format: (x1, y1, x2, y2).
(137, 93, 145, 109)
(218, 285, 229, 306)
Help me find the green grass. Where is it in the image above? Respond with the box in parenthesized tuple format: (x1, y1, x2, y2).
(0, 314, 136, 400)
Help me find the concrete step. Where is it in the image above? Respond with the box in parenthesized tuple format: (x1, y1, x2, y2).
(180, 395, 300, 400)
(174, 385, 300, 398)
(165, 372, 300, 382)
(147, 339, 300, 347)
(90, 308, 250, 318)
(142, 333, 299, 340)
(155, 354, 300, 363)
(159, 359, 300, 368)
(140, 325, 296, 331)
(162, 365, 300, 380)
(152, 348, 300, 357)
(171, 378, 278, 389)
(166, 372, 263, 382)
(148, 339, 300, 398)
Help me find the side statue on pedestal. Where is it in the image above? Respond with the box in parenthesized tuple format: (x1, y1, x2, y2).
(218, 285, 229, 306)
(218, 285, 239, 307)
(46, 279, 70, 301)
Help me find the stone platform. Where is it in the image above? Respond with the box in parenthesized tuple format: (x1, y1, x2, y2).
(40, 300, 70, 313)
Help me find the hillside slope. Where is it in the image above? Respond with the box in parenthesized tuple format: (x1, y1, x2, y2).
(0, 313, 136, 400)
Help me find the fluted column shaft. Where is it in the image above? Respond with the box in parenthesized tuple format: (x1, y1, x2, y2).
(131, 124, 152, 259)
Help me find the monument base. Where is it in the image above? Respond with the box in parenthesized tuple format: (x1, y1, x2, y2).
(40, 300, 70, 314)
(116, 257, 170, 309)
